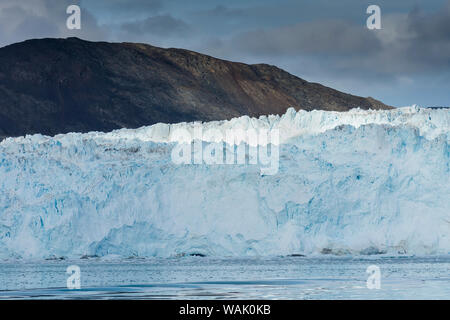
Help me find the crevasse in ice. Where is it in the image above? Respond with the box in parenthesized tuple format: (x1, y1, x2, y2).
(0, 106, 449, 258)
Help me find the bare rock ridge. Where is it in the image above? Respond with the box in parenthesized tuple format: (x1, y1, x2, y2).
(0, 37, 391, 138)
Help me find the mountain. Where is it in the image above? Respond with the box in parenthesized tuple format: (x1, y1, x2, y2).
(0, 37, 391, 138)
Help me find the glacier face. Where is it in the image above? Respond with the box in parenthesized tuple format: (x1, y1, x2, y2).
(0, 106, 449, 259)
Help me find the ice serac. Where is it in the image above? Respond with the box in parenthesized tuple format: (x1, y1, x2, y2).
(0, 106, 449, 259)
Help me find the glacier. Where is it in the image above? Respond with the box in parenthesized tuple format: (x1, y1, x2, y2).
(0, 106, 449, 259)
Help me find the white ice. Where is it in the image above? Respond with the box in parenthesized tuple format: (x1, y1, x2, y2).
(0, 106, 449, 259)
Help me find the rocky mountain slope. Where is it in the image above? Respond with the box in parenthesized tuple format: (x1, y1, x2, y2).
(0, 37, 391, 138)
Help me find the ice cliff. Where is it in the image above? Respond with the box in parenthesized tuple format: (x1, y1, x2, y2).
(0, 106, 449, 259)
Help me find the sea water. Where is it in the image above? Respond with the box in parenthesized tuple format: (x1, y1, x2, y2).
(0, 256, 448, 299)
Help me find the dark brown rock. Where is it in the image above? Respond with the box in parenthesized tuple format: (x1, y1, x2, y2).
(0, 37, 391, 138)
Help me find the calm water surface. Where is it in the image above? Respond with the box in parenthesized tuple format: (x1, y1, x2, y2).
(0, 256, 448, 299)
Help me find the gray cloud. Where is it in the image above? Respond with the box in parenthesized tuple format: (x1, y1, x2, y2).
(220, 1, 450, 78)
(186, 1, 450, 106)
(0, 0, 106, 47)
(231, 20, 382, 56)
(121, 14, 191, 38)
(80, 0, 162, 23)
(0, 5, 57, 45)
(83, 0, 162, 12)
(402, 4, 450, 70)
(195, 4, 246, 20)
(0, 0, 448, 107)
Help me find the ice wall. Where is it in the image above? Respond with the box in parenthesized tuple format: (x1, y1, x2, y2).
(0, 106, 449, 259)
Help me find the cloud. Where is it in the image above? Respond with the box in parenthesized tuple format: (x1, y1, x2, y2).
(231, 20, 382, 56)
(194, 4, 246, 20)
(82, 0, 162, 13)
(80, 0, 162, 23)
(221, 0, 450, 78)
(188, 1, 450, 106)
(401, 3, 450, 70)
(0, 0, 448, 106)
(0, 0, 190, 51)
(121, 14, 191, 38)
(0, 0, 107, 47)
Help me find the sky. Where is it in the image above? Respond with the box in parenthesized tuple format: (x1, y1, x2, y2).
(0, 0, 449, 107)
